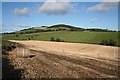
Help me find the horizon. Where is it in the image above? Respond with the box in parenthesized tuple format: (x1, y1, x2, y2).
(1, 1, 119, 33)
(2, 23, 118, 34)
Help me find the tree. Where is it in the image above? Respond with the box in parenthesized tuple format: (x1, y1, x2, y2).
(16, 34, 19, 37)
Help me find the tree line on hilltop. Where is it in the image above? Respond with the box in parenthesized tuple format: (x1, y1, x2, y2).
(3, 24, 117, 34)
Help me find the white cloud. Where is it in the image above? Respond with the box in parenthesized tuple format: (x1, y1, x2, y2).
(44, 0, 69, 2)
(102, 0, 120, 2)
(87, 1, 118, 12)
(13, 8, 31, 16)
(38, 0, 74, 15)
(90, 18, 97, 23)
(18, 24, 29, 27)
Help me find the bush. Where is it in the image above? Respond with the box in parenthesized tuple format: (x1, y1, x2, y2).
(51, 37, 55, 41)
(107, 39, 116, 46)
(16, 34, 19, 37)
(56, 38, 61, 42)
(28, 37, 31, 40)
(100, 39, 116, 46)
(56, 38, 64, 42)
(2, 40, 17, 55)
(2, 40, 16, 51)
(51, 37, 64, 42)
(100, 40, 106, 45)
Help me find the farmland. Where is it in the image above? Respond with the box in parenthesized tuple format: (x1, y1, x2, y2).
(3, 31, 119, 46)
(2, 1, 119, 79)
(2, 24, 120, 79)
(2, 40, 119, 79)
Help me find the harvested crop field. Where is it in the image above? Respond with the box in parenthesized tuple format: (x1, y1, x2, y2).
(9, 40, 119, 60)
(3, 40, 120, 79)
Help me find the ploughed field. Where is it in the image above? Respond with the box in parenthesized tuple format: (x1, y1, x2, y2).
(3, 40, 120, 78)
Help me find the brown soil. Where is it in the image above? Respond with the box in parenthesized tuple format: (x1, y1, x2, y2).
(4, 40, 119, 79)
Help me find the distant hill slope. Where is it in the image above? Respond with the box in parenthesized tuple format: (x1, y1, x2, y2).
(2, 24, 119, 46)
(48, 24, 82, 29)
(7, 24, 84, 34)
(47, 24, 83, 31)
(4, 24, 116, 35)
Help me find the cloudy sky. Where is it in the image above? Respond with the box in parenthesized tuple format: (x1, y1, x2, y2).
(2, 0, 119, 32)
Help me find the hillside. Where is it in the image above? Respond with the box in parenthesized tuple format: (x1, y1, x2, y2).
(3, 31, 119, 46)
(5, 24, 82, 34)
(48, 24, 83, 30)
(5, 24, 113, 34)
(2, 24, 119, 46)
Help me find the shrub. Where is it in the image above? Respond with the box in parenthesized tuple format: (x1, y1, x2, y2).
(51, 37, 64, 42)
(2, 40, 17, 55)
(2, 40, 16, 51)
(100, 40, 106, 45)
(100, 39, 116, 46)
(51, 37, 55, 41)
(107, 39, 116, 46)
(56, 38, 64, 42)
(59, 39, 64, 42)
(28, 37, 31, 40)
(16, 34, 19, 37)
(56, 38, 61, 42)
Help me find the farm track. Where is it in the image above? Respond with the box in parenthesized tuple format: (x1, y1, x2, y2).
(3, 40, 119, 79)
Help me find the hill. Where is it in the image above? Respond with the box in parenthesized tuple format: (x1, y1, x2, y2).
(4, 24, 115, 35)
(2, 24, 119, 46)
(48, 24, 83, 31)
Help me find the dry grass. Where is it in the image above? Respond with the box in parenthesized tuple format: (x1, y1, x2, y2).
(10, 40, 119, 60)
(5, 40, 119, 79)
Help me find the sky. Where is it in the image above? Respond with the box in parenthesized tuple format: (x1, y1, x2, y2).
(1, 0, 119, 32)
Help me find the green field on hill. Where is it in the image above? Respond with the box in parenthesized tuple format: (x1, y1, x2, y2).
(3, 31, 119, 46)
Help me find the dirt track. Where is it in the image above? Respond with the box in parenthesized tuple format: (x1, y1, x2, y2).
(7, 40, 119, 78)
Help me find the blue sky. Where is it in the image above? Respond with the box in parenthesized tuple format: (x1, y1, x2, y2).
(2, 1, 118, 32)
